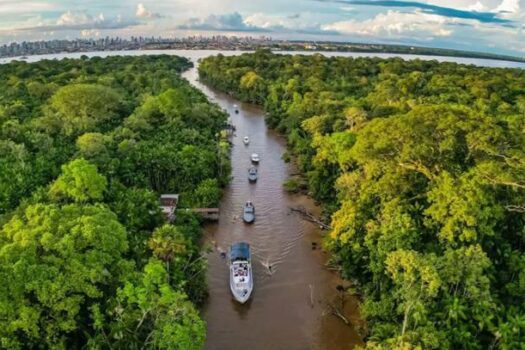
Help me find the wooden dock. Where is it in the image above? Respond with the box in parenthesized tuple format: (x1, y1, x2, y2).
(189, 208, 220, 221)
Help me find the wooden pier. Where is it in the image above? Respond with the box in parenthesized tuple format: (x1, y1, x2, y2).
(189, 208, 220, 221)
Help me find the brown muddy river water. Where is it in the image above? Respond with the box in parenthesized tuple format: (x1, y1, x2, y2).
(182, 58, 363, 350)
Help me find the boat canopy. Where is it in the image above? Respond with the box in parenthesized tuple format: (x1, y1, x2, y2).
(230, 242, 250, 261)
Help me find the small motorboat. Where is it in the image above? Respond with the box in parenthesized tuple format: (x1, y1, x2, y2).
(229, 242, 253, 303)
(248, 167, 258, 182)
(243, 136, 250, 145)
(243, 201, 255, 223)
(234, 104, 239, 114)
(251, 153, 260, 164)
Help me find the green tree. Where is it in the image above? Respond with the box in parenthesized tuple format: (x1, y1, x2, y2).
(0, 55, 216, 349)
(148, 225, 188, 276)
(76, 132, 108, 158)
(49, 158, 107, 203)
(199, 52, 525, 349)
(102, 260, 205, 350)
(193, 178, 221, 208)
(44, 84, 122, 136)
(0, 203, 130, 349)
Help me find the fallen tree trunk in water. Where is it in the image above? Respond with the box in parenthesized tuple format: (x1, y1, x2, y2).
(327, 303, 351, 326)
(289, 205, 332, 230)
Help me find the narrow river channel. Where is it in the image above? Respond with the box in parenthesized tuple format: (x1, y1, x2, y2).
(182, 56, 363, 350)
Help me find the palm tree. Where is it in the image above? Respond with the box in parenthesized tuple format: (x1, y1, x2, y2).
(148, 225, 187, 281)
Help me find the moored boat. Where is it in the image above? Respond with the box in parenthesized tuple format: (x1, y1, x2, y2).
(234, 104, 239, 113)
(243, 201, 255, 223)
(229, 242, 253, 303)
(251, 153, 260, 163)
(248, 167, 258, 182)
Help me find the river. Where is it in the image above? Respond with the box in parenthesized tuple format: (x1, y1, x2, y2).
(2, 49, 525, 69)
(181, 56, 363, 350)
(3, 49, 524, 349)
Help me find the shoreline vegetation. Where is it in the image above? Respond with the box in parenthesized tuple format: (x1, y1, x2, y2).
(198, 50, 525, 349)
(1, 37, 525, 64)
(0, 55, 231, 348)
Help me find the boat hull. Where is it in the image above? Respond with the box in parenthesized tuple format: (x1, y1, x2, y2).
(250, 153, 260, 163)
(230, 266, 253, 303)
(231, 287, 252, 304)
(229, 243, 253, 304)
(243, 213, 255, 223)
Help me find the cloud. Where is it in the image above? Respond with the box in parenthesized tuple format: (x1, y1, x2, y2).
(17, 11, 140, 31)
(244, 13, 300, 30)
(80, 29, 101, 37)
(136, 3, 162, 19)
(177, 11, 338, 35)
(318, 0, 514, 24)
(467, 1, 488, 12)
(340, 6, 356, 12)
(451, 16, 525, 53)
(177, 12, 266, 31)
(0, 0, 524, 57)
(57, 11, 104, 26)
(322, 9, 455, 38)
(494, 0, 520, 14)
(493, 0, 523, 19)
(245, 12, 340, 35)
(0, 1, 55, 15)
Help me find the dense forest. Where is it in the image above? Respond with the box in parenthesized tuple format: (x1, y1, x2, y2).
(0, 55, 230, 348)
(199, 51, 525, 349)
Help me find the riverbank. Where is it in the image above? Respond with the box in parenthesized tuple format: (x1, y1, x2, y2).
(3, 38, 525, 64)
(3, 49, 525, 70)
(196, 50, 525, 349)
(0, 54, 227, 349)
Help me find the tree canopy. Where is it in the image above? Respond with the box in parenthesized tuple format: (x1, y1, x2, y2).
(0, 54, 228, 348)
(49, 158, 108, 202)
(199, 50, 525, 349)
(0, 202, 129, 348)
(45, 83, 122, 136)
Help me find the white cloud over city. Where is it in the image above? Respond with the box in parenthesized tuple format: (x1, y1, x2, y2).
(0, 0, 524, 56)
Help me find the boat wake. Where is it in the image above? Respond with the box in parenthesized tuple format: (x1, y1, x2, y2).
(260, 258, 275, 275)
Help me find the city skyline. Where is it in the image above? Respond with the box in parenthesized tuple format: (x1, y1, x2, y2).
(0, 0, 524, 56)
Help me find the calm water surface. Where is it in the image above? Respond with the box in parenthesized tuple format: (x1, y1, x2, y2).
(2, 49, 525, 69)
(4, 49, 523, 349)
(181, 58, 362, 350)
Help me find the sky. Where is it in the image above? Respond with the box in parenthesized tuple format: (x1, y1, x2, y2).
(0, 0, 524, 56)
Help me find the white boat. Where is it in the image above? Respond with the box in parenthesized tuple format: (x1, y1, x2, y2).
(248, 167, 258, 182)
(251, 153, 260, 163)
(243, 201, 255, 223)
(243, 136, 250, 145)
(229, 242, 253, 303)
(233, 104, 239, 114)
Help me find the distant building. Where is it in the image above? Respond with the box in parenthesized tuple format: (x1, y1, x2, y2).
(160, 194, 179, 222)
